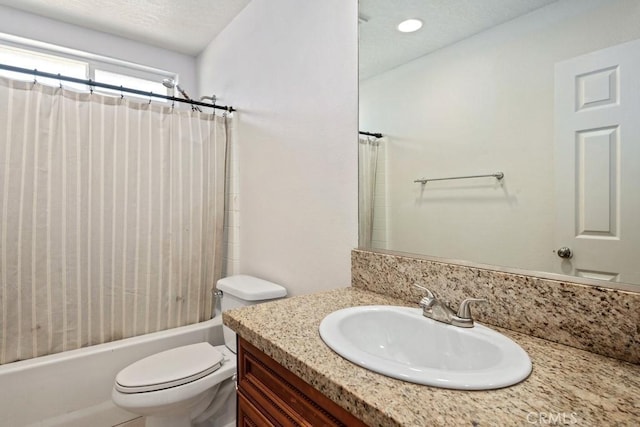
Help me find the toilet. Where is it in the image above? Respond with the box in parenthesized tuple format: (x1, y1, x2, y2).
(112, 275, 287, 427)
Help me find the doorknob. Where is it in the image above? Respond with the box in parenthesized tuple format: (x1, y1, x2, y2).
(556, 247, 573, 259)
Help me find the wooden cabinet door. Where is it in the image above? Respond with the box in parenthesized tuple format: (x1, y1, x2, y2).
(236, 337, 367, 427)
(237, 391, 276, 427)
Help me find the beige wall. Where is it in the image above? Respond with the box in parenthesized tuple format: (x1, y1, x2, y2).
(198, 0, 359, 296)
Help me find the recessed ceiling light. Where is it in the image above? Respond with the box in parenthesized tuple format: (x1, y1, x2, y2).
(397, 19, 423, 33)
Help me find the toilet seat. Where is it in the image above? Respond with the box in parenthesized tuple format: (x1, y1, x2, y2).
(115, 342, 225, 393)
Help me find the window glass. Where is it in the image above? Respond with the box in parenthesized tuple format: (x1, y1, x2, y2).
(94, 69, 168, 101)
(0, 38, 175, 100)
(0, 44, 87, 90)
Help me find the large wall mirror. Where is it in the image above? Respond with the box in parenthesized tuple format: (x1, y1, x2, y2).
(358, 0, 640, 291)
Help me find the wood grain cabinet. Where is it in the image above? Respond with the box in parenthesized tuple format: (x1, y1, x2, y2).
(237, 337, 367, 427)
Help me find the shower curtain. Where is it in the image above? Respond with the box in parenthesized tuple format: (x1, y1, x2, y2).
(358, 135, 379, 248)
(0, 77, 229, 364)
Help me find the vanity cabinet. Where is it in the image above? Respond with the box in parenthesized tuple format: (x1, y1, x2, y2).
(237, 337, 367, 427)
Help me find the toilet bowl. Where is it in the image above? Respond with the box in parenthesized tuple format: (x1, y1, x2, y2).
(111, 275, 287, 427)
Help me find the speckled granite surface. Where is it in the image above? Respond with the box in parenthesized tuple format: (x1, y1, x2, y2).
(224, 287, 640, 427)
(352, 250, 640, 365)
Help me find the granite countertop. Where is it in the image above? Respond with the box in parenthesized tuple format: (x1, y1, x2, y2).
(223, 287, 640, 426)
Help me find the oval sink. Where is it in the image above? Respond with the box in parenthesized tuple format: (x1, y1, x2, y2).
(319, 305, 531, 390)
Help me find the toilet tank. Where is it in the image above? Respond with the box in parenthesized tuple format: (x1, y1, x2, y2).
(216, 275, 287, 353)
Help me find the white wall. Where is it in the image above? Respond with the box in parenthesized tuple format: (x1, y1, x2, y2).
(360, 0, 640, 273)
(197, 0, 358, 296)
(0, 5, 196, 92)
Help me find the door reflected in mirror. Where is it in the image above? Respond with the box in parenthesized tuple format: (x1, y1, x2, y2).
(358, 0, 640, 290)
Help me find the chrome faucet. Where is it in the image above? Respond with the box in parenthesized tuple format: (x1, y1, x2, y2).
(414, 284, 487, 328)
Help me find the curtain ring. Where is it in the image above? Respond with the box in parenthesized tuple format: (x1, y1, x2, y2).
(88, 79, 93, 95)
(149, 91, 153, 105)
(33, 68, 37, 84)
(58, 73, 62, 89)
(120, 85, 124, 100)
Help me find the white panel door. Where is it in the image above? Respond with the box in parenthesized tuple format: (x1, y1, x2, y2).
(554, 38, 640, 284)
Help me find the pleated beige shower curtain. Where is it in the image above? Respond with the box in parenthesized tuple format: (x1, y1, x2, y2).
(0, 77, 229, 364)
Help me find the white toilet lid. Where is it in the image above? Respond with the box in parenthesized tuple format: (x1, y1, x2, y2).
(115, 342, 224, 393)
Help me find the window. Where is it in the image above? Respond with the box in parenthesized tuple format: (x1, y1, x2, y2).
(0, 34, 175, 101)
(94, 69, 168, 101)
(0, 44, 87, 90)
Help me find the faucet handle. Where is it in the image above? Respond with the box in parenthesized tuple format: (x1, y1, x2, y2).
(413, 283, 435, 298)
(414, 284, 436, 309)
(456, 298, 488, 319)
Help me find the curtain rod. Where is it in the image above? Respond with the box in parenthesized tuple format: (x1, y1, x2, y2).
(0, 63, 235, 112)
(359, 131, 383, 138)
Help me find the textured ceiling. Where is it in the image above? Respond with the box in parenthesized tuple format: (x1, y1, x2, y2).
(0, 0, 251, 56)
(360, 0, 559, 80)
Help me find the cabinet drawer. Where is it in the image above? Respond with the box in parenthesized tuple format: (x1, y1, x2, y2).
(237, 337, 366, 427)
(238, 391, 276, 427)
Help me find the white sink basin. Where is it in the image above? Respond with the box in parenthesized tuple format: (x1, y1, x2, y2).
(319, 305, 531, 390)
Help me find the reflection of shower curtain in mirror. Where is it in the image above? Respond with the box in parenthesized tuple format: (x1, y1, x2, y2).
(0, 77, 229, 364)
(358, 136, 379, 248)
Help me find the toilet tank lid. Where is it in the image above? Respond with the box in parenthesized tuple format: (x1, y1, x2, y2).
(217, 275, 287, 300)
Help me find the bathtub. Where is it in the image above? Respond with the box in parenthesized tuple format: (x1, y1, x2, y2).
(0, 317, 224, 427)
